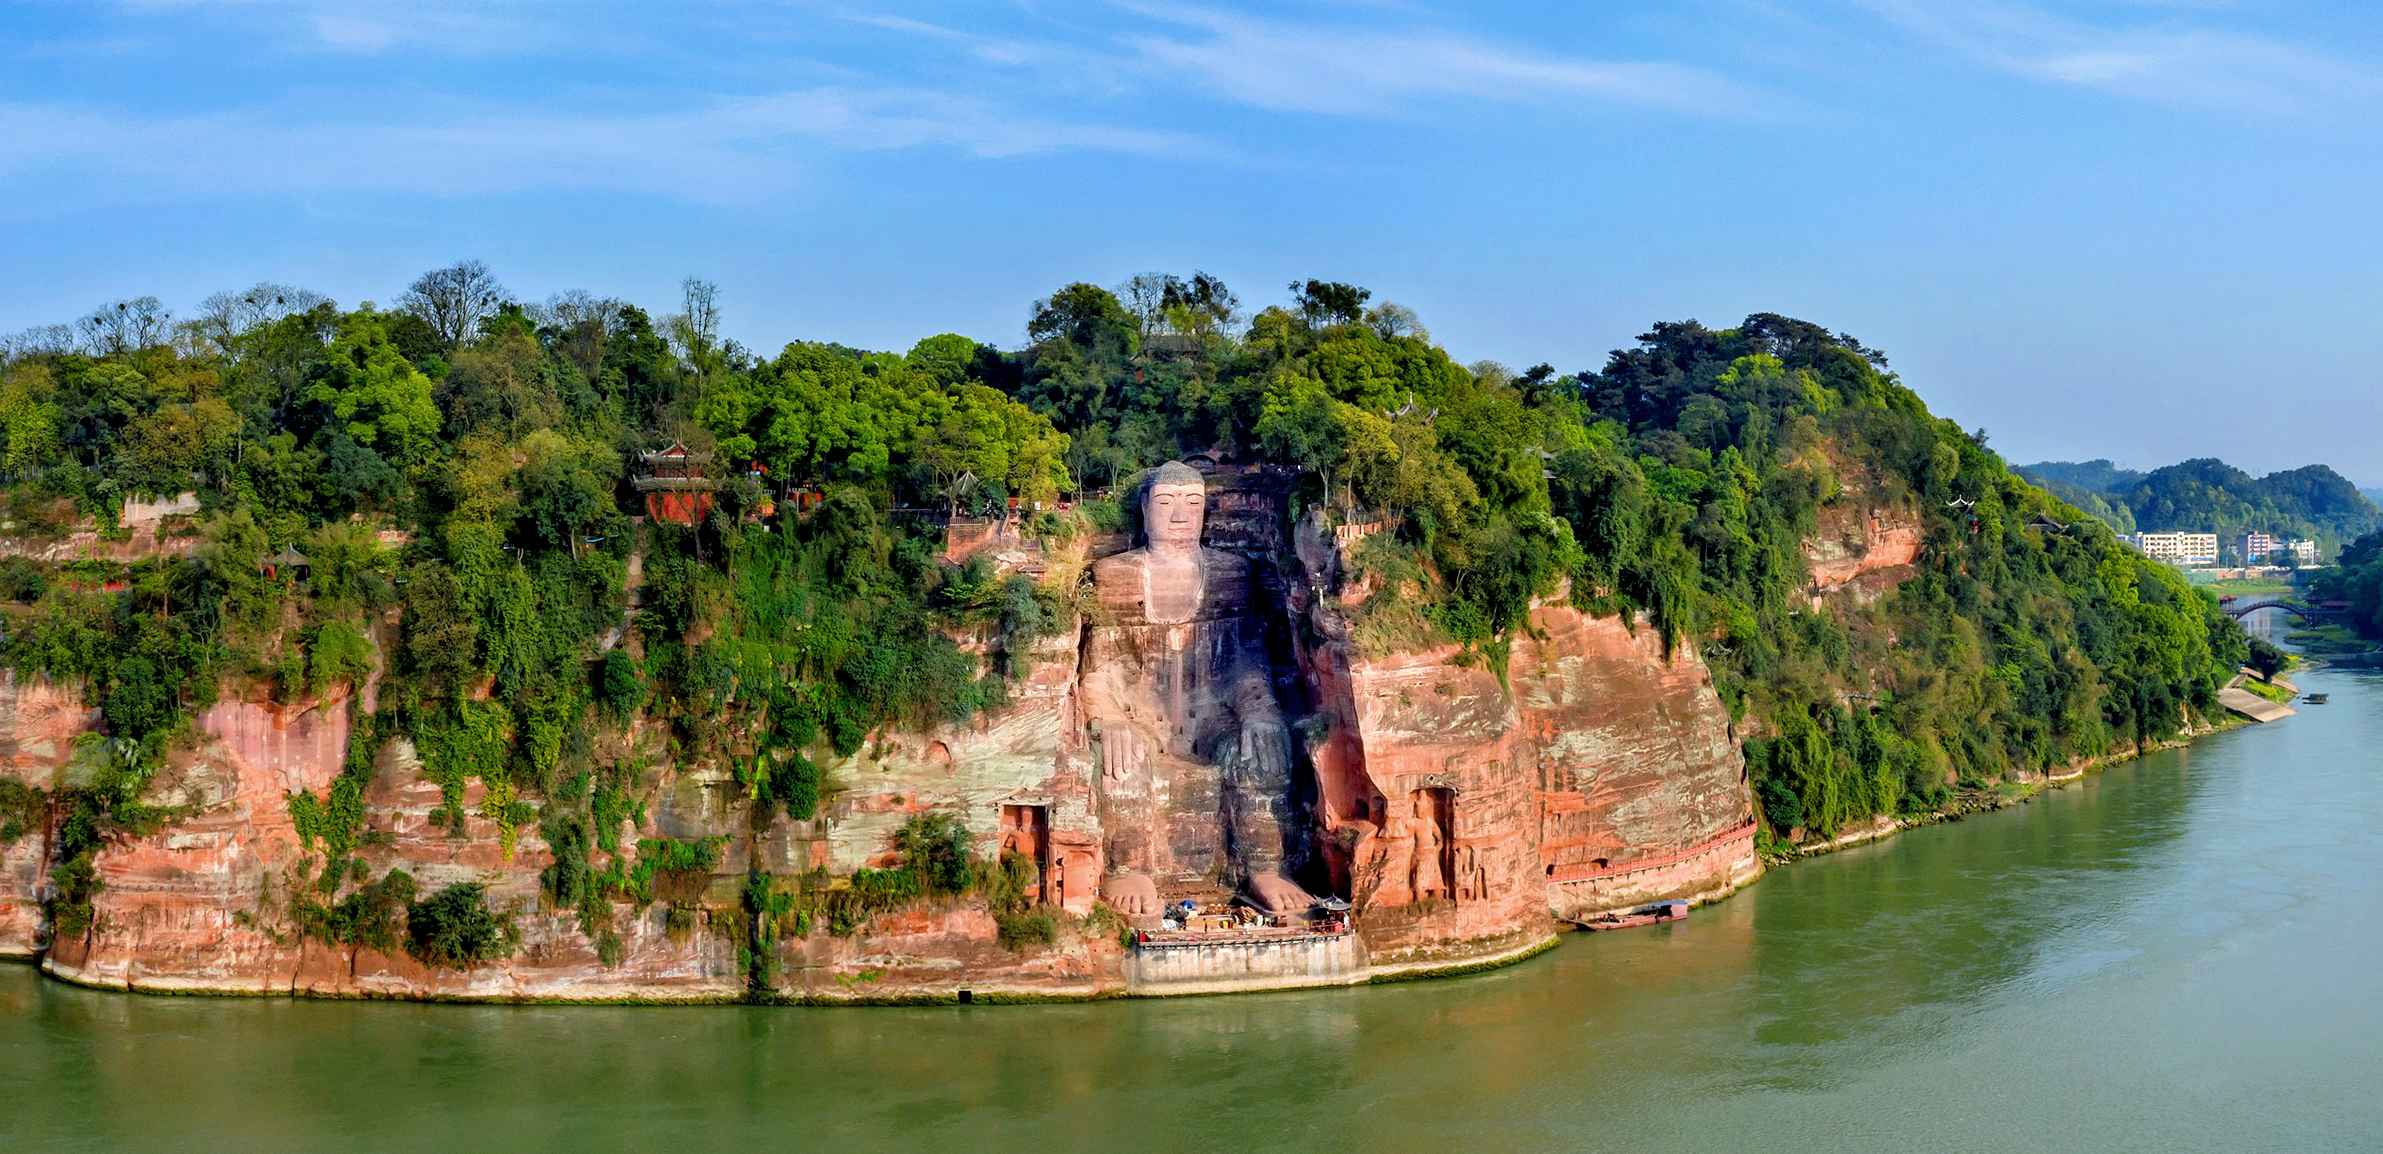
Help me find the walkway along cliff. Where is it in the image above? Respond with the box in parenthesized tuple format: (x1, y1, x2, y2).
(0, 462, 1764, 1002)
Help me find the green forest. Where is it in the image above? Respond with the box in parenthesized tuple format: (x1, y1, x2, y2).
(0, 265, 2245, 953)
(2310, 530, 2383, 642)
(2018, 457, 2380, 557)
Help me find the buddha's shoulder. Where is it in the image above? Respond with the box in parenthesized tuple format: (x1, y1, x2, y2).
(1093, 549, 1146, 583)
(1091, 550, 1147, 607)
(1196, 546, 1252, 574)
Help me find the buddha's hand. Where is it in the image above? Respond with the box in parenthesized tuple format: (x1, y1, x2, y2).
(1098, 724, 1142, 784)
(1238, 715, 1291, 785)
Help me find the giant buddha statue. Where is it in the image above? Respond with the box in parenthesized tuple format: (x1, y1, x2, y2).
(1081, 461, 1313, 920)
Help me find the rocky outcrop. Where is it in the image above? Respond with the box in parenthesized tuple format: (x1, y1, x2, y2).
(0, 674, 91, 957)
(818, 627, 1098, 910)
(43, 694, 351, 992)
(1300, 591, 1753, 963)
(43, 698, 747, 1000)
(1805, 469, 1924, 604)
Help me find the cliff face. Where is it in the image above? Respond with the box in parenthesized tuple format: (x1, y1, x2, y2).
(1301, 591, 1753, 963)
(46, 695, 351, 992)
(6, 472, 1759, 1000)
(42, 694, 747, 1000)
(0, 673, 89, 958)
(1805, 465, 1924, 604)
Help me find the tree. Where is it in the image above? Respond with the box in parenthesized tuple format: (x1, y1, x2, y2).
(1161, 271, 1239, 338)
(1290, 279, 1370, 328)
(303, 309, 442, 470)
(121, 396, 240, 495)
(196, 508, 275, 645)
(2246, 636, 2288, 682)
(76, 296, 172, 355)
(0, 363, 62, 479)
(893, 812, 973, 895)
(194, 283, 330, 354)
(1027, 282, 1136, 353)
(440, 326, 561, 440)
(1121, 273, 1178, 341)
(913, 384, 1069, 513)
(906, 333, 984, 389)
(1254, 376, 1348, 509)
(1366, 302, 1427, 341)
(516, 430, 621, 557)
(534, 290, 626, 383)
(401, 260, 507, 351)
(1, 324, 75, 359)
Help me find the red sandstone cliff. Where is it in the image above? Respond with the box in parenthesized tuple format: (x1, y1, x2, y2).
(34, 687, 746, 1000)
(24, 629, 1114, 1001)
(5, 478, 1764, 1000)
(0, 674, 90, 958)
(1301, 592, 1755, 963)
(1804, 464, 1924, 604)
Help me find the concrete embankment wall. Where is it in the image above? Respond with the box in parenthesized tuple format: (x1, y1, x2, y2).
(1125, 934, 1365, 994)
(2217, 687, 2295, 723)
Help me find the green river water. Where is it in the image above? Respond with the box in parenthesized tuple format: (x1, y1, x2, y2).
(5, 651, 2380, 1151)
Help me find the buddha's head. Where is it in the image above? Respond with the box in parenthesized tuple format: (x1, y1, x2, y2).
(1142, 461, 1206, 557)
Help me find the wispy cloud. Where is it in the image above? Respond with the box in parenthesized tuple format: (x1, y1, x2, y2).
(1862, 0, 2381, 115)
(833, 10, 1059, 68)
(116, 0, 606, 58)
(1115, 3, 1775, 119)
(18, 1, 1775, 212)
(0, 87, 1216, 205)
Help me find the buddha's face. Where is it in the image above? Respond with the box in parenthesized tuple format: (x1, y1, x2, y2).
(1144, 480, 1205, 555)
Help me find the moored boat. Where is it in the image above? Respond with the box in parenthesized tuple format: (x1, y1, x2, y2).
(1578, 900, 1691, 932)
(2305, 692, 2329, 704)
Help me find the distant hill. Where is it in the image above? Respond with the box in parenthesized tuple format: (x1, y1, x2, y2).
(2018, 457, 2382, 559)
(2014, 460, 2140, 534)
(2019, 459, 2143, 494)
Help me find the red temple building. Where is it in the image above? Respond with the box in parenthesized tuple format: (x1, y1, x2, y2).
(634, 442, 720, 525)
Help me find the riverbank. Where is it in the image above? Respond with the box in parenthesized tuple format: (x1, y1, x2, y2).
(1778, 709, 2253, 864)
(5, 708, 2271, 1008)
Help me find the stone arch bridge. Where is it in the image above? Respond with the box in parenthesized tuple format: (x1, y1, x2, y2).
(2220, 597, 2338, 625)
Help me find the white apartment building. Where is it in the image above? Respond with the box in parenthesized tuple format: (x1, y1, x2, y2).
(2291, 538, 2320, 567)
(2126, 530, 2219, 567)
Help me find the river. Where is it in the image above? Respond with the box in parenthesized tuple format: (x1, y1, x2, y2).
(6, 652, 2381, 1152)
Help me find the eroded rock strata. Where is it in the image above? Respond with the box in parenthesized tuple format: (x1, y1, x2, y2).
(5, 464, 1757, 1001)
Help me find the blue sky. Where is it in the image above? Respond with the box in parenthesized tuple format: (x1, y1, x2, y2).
(3, 1, 2379, 477)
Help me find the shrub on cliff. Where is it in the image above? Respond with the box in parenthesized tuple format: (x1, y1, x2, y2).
(597, 648, 644, 718)
(996, 911, 1056, 951)
(0, 780, 41, 845)
(893, 812, 974, 896)
(977, 850, 1039, 917)
(299, 868, 416, 953)
(405, 882, 518, 969)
